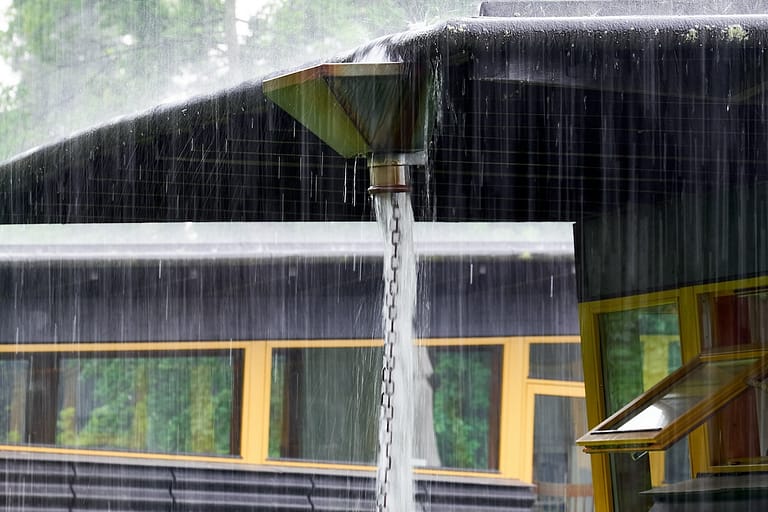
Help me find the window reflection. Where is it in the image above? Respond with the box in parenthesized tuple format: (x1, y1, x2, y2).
(597, 303, 687, 510)
(700, 289, 768, 350)
(57, 353, 239, 455)
(599, 304, 681, 415)
(700, 288, 768, 465)
(268, 344, 502, 470)
(533, 395, 592, 512)
(0, 360, 28, 444)
(529, 343, 584, 382)
(618, 404, 667, 432)
(0, 351, 242, 456)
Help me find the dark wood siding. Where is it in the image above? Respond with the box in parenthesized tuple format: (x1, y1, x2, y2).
(0, 256, 577, 344)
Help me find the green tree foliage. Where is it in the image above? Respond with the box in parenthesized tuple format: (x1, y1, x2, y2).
(599, 304, 681, 414)
(431, 347, 496, 469)
(243, 0, 466, 67)
(55, 354, 235, 455)
(0, 0, 478, 161)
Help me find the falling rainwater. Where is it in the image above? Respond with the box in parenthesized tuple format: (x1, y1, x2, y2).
(373, 192, 417, 511)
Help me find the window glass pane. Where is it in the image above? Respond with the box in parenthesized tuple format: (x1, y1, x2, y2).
(614, 358, 758, 432)
(533, 395, 592, 512)
(56, 351, 241, 456)
(268, 347, 380, 464)
(604, 440, 692, 510)
(699, 289, 768, 466)
(0, 359, 28, 443)
(699, 289, 768, 350)
(424, 345, 502, 470)
(529, 343, 583, 382)
(707, 374, 768, 466)
(599, 304, 681, 415)
(598, 304, 685, 511)
(268, 344, 503, 471)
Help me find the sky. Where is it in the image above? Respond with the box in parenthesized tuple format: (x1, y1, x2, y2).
(235, 0, 271, 39)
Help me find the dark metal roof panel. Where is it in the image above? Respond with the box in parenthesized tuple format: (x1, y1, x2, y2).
(172, 467, 313, 511)
(0, 455, 536, 512)
(478, 0, 768, 17)
(309, 473, 373, 510)
(71, 462, 173, 511)
(0, 459, 73, 511)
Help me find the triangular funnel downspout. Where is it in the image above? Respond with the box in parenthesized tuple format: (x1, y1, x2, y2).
(266, 62, 430, 510)
(263, 62, 429, 194)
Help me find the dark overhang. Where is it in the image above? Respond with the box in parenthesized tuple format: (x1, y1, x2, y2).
(1, 15, 767, 223)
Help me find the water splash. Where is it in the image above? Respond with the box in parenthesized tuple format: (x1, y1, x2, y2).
(373, 192, 416, 511)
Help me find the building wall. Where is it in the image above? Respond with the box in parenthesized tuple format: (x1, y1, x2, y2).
(576, 184, 768, 302)
(0, 256, 578, 344)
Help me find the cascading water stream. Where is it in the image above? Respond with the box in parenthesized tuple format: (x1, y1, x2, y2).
(374, 192, 417, 512)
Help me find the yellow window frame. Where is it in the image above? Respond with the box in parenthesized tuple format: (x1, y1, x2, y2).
(522, 380, 586, 484)
(578, 348, 768, 453)
(258, 335, 583, 482)
(0, 335, 585, 485)
(689, 276, 768, 474)
(515, 336, 585, 484)
(579, 275, 768, 512)
(0, 340, 252, 465)
(579, 288, 698, 512)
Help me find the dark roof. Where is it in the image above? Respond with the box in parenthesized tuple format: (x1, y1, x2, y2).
(478, 1, 768, 17)
(2, 15, 767, 223)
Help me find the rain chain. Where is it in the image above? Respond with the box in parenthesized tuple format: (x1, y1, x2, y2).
(376, 194, 402, 512)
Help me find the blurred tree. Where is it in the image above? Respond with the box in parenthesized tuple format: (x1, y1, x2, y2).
(0, 0, 477, 161)
(55, 355, 234, 455)
(0, 0, 234, 160)
(431, 347, 495, 469)
(244, 0, 476, 67)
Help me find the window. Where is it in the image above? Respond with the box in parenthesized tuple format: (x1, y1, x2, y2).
(0, 349, 243, 456)
(0, 335, 584, 482)
(0, 359, 28, 444)
(699, 288, 768, 351)
(598, 304, 683, 416)
(578, 349, 768, 453)
(523, 338, 592, 511)
(529, 342, 584, 382)
(532, 395, 591, 512)
(267, 343, 503, 471)
(699, 287, 768, 467)
(268, 346, 380, 464)
(579, 280, 768, 512)
(427, 345, 502, 470)
(584, 300, 690, 511)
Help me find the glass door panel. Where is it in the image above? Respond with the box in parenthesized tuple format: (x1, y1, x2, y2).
(597, 303, 686, 511)
(533, 395, 593, 512)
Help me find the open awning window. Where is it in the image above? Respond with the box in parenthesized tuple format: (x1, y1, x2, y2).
(578, 347, 768, 454)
